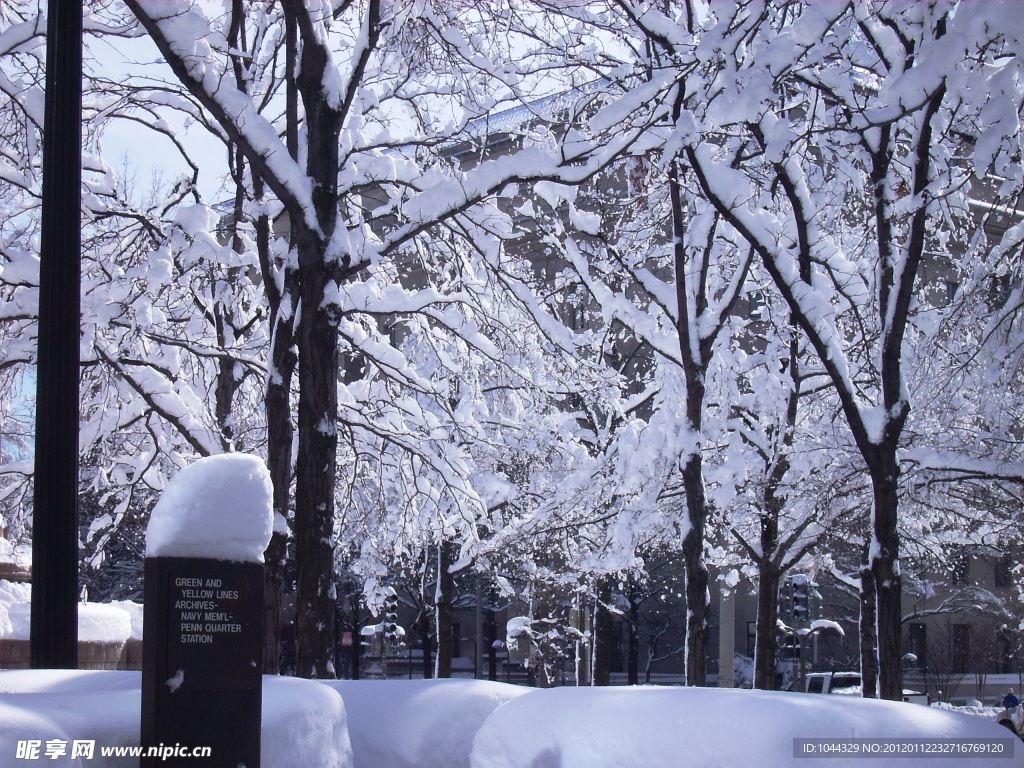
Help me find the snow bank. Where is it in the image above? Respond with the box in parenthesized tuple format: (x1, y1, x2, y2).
(108, 601, 144, 641)
(262, 677, 353, 768)
(468, 686, 1024, 768)
(326, 679, 530, 768)
(0, 671, 143, 767)
(0, 583, 134, 643)
(2, 673, 1020, 768)
(77, 604, 132, 645)
(145, 453, 273, 562)
(0, 579, 30, 638)
(0, 671, 352, 768)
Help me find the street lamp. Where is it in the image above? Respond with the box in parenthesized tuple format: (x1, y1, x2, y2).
(777, 619, 845, 693)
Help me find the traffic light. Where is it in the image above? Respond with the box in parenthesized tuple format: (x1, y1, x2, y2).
(382, 588, 399, 643)
(778, 580, 792, 622)
(792, 575, 810, 623)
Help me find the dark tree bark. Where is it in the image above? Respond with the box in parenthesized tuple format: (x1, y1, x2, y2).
(419, 608, 434, 679)
(434, 540, 458, 679)
(860, 565, 878, 699)
(752, 334, 800, 690)
(667, 89, 752, 686)
(434, 540, 458, 678)
(754, 564, 782, 690)
(672, 144, 712, 688)
(486, 608, 498, 681)
(285, 0, 348, 678)
(223, 1, 295, 672)
(592, 579, 614, 686)
(685, 81, 945, 696)
(627, 581, 640, 686)
(124, 0, 366, 680)
(680, 453, 710, 686)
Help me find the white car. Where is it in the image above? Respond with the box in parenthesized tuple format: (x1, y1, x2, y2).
(804, 671, 929, 704)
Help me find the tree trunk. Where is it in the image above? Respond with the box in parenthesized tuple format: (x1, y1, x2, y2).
(871, 457, 903, 701)
(681, 452, 710, 687)
(486, 609, 497, 681)
(627, 585, 640, 686)
(350, 621, 361, 680)
(124, 0, 361, 680)
(419, 609, 434, 679)
(434, 540, 457, 678)
(593, 579, 613, 686)
(256, 181, 295, 674)
(860, 565, 878, 699)
(286, 0, 346, 679)
(348, 593, 360, 684)
(213, 345, 235, 448)
(262, 530, 288, 673)
(669, 140, 714, 688)
(259, 8, 298, 674)
(754, 563, 781, 690)
(293, 278, 339, 677)
(259, 218, 297, 674)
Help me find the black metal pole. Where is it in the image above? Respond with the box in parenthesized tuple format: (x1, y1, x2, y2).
(30, 0, 83, 669)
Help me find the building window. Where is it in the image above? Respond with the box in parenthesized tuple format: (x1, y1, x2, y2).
(908, 623, 927, 668)
(952, 624, 971, 674)
(944, 280, 959, 304)
(988, 273, 1012, 309)
(951, 551, 970, 585)
(995, 555, 1014, 588)
(998, 629, 1020, 675)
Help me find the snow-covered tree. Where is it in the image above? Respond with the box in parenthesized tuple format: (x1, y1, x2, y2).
(117, 0, 642, 677)
(666, 0, 1024, 699)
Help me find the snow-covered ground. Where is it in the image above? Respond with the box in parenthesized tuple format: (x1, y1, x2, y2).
(1, 671, 1020, 768)
(3, 455, 1019, 766)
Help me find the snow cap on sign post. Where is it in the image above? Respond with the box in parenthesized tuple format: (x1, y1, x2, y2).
(145, 453, 274, 562)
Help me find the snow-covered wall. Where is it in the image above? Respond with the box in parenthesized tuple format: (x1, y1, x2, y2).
(0, 581, 133, 646)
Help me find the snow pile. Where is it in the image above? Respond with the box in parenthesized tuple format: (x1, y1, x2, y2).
(107, 601, 144, 641)
(326, 679, 531, 768)
(0, 583, 137, 643)
(0, 670, 143, 766)
(933, 701, 1003, 718)
(262, 677, 353, 768)
(0, 579, 30, 638)
(2, 674, 1021, 768)
(77, 604, 132, 645)
(145, 453, 274, 562)
(0, 671, 352, 768)
(468, 686, 1024, 768)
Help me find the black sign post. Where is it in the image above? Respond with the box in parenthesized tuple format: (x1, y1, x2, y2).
(31, 0, 83, 673)
(141, 557, 263, 767)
